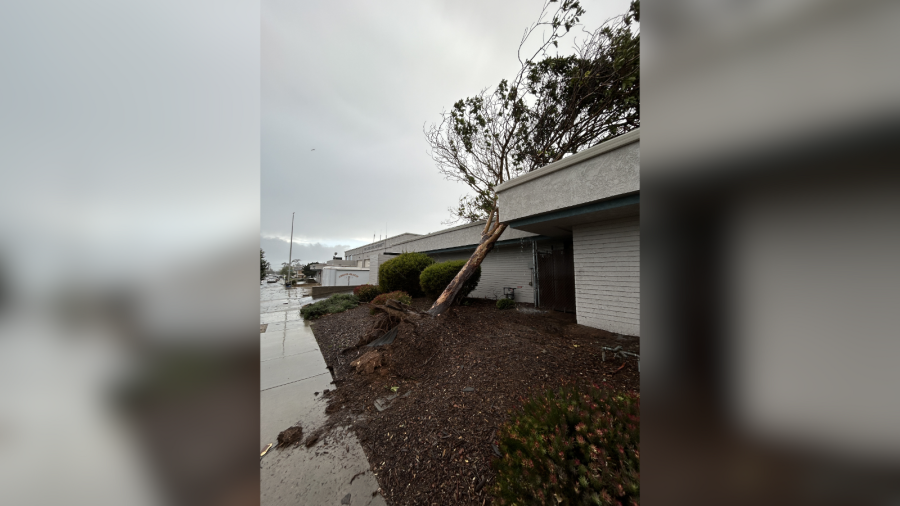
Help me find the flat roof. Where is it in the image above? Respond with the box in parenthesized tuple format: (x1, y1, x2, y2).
(390, 220, 488, 249)
(345, 232, 423, 254)
(494, 128, 639, 193)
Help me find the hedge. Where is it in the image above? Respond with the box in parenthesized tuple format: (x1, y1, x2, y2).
(496, 298, 516, 310)
(378, 252, 434, 297)
(369, 291, 413, 314)
(419, 260, 481, 301)
(353, 284, 381, 302)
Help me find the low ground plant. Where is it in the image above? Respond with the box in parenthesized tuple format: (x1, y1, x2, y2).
(353, 284, 381, 302)
(496, 298, 516, 310)
(378, 252, 434, 297)
(492, 386, 640, 506)
(300, 293, 359, 320)
(369, 290, 412, 314)
(419, 260, 481, 300)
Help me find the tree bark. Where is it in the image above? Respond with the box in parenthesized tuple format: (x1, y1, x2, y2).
(427, 221, 508, 316)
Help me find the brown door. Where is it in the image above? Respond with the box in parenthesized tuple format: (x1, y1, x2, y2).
(536, 243, 576, 313)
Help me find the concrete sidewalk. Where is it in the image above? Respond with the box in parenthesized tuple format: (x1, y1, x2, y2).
(260, 284, 383, 506)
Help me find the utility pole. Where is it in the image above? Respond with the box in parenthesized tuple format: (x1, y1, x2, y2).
(286, 212, 294, 287)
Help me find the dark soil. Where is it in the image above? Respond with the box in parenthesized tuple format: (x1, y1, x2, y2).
(276, 425, 303, 448)
(309, 298, 639, 506)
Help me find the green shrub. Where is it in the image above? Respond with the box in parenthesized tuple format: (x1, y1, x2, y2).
(378, 252, 434, 297)
(419, 260, 481, 300)
(369, 290, 412, 314)
(491, 386, 640, 506)
(496, 298, 516, 310)
(300, 293, 359, 320)
(353, 284, 381, 302)
(371, 290, 412, 306)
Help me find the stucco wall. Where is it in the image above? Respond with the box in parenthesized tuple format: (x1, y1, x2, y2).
(572, 216, 640, 336)
(498, 139, 639, 223)
(429, 242, 535, 303)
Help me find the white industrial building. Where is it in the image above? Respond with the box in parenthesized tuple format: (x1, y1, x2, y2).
(311, 258, 371, 286)
(319, 266, 370, 287)
(345, 129, 639, 336)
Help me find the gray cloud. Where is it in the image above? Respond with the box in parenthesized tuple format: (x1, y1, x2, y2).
(260, 236, 351, 267)
(261, 0, 632, 253)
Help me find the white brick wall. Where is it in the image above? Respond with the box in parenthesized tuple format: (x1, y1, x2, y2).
(573, 216, 640, 336)
(430, 242, 535, 303)
(370, 253, 400, 286)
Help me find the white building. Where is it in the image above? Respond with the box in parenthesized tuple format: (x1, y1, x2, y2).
(320, 266, 370, 287)
(345, 129, 640, 336)
(344, 233, 421, 282)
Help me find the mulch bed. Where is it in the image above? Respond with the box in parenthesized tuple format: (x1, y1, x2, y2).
(309, 298, 639, 506)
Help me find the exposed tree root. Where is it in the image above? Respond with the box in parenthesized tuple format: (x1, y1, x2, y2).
(341, 300, 428, 353)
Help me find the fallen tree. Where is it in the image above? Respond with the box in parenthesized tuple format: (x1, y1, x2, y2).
(427, 209, 507, 316)
(424, 0, 640, 316)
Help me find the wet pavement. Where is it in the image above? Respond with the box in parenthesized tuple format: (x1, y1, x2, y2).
(260, 282, 384, 506)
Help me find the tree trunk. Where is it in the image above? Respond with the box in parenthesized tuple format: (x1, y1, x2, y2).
(427, 221, 508, 316)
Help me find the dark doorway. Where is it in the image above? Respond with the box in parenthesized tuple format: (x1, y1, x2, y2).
(536, 241, 576, 313)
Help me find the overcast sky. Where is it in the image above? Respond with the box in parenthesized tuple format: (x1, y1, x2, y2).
(261, 0, 631, 266)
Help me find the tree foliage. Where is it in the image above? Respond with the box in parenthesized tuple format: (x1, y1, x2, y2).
(426, 0, 639, 223)
(260, 249, 270, 281)
(278, 258, 304, 278)
(423, 0, 639, 315)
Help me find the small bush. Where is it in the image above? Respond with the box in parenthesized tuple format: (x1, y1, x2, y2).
(378, 252, 434, 297)
(353, 284, 381, 302)
(300, 293, 359, 320)
(491, 386, 640, 506)
(496, 298, 516, 310)
(369, 290, 412, 313)
(419, 260, 481, 300)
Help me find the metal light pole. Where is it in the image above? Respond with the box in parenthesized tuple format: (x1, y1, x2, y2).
(286, 212, 294, 287)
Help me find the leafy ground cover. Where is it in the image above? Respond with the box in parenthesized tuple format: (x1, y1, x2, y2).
(300, 293, 359, 320)
(492, 386, 639, 506)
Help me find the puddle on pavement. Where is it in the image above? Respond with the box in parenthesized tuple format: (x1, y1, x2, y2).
(260, 282, 384, 505)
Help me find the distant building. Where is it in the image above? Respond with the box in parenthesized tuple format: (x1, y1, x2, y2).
(315, 258, 374, 287)
(344, 233, 422, 284)
(320, 266, 370, 287)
